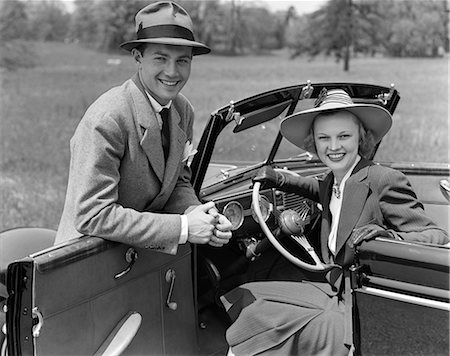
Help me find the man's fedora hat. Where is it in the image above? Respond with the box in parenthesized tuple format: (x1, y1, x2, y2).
(120, 1, 210, 55)
(280, 88, 393, 149)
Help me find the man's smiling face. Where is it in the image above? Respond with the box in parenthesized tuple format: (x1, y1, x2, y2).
(137, 43, 192, 105)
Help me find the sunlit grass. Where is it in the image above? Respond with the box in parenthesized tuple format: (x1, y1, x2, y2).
(0, 42, 448, 230)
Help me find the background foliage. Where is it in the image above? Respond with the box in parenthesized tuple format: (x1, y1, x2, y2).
(0, 0, 448, 71)
(0, 41, 448, 230)
(0, 0, 448, 229)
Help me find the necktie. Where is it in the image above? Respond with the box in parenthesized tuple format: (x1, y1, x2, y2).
(160, 108, 170, 160)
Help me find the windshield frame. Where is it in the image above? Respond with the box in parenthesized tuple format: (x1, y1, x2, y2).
(190, 82, 400, 193)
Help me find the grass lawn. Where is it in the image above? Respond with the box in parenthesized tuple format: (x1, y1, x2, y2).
(0, 42, 448, 230)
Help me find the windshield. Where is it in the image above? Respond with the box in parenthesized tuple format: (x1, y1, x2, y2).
(210, 97, 318, 164)
(204, 99, 320, 188)
(211, 99, 320, 160)
(211, 117, 282, 164)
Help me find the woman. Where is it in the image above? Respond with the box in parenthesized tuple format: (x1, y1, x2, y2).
(221, 89, 448, 355)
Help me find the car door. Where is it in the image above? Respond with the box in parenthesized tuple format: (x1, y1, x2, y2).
(6, 237, 198, 355)
(351, 238, 449, 355)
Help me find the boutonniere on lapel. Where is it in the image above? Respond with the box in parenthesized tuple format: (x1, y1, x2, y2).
(182, 140, 198, 163)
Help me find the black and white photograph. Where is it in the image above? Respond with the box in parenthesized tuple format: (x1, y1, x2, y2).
(1, 0, 449, 355)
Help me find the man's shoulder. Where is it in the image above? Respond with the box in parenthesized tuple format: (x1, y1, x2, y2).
(87, 79, 134, 113)
(99, 79, 134, 104)
(77, 79, 135, 131)
(173, 93, 194, 116)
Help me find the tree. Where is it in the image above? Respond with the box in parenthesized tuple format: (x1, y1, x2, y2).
(175, 0, 223, 48)
(226, 0, 242, 54)
(66, 0, 289, 55)
(0, 0, 29, 41)
(378, 0, 447, 57)
(68, 0, 99, 46)
(0, 0, 37, 71)
(285, 0, 354, 69)
(286, 0, 448, 69)
(285, 13, 322, 59)
(242, 6, 282, 52)
(351, 0, 388, 56)
(27, 0, 70, 41)
(69, 0, 146, 51)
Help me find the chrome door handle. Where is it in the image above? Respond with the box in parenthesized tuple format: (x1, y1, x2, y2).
(439, 179, 450, 201)
(32, 307, 44, 337)
(165, 269, 178, 311)
(114, 248, 138, 279)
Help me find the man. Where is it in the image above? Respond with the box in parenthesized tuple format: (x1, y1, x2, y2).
(55, 1, 232, 254)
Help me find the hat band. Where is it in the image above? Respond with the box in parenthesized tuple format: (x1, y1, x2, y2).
(137, 24, 195, 41)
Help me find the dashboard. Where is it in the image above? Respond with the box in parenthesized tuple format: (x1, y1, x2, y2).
(213, 188, 317, 239)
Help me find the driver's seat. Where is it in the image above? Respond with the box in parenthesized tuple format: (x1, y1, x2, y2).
(0, 227, 56, 355)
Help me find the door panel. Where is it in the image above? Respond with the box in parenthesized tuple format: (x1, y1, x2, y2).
(356, 292, 449, 355)
(353, 238, 450, 355)
(7, 237, 198, 355)
(161, 258, 198, 356)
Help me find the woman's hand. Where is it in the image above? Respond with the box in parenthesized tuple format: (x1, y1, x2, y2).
(347, 224, 393, 248)
(253, 166, 284, 189)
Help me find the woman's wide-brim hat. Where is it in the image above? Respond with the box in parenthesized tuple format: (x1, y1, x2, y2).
(280, 88, 393, 149)
(120, 1, 210, 56)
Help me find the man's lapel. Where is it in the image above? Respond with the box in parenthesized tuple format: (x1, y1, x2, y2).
(131, 74, 165, 182)
(335, 159, 371, 255)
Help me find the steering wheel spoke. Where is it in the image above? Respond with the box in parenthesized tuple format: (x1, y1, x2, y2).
(291, 234, 323, 265)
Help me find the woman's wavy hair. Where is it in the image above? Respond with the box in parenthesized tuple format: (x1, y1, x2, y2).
(303, 111, 377, 159)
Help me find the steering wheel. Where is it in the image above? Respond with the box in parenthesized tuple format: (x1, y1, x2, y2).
(252, 182, 339, 272)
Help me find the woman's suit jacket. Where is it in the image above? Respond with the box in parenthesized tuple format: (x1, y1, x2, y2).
(222, 159, 448, 355)
(282, 157, 448, 268)
(55, 74, 200, 255)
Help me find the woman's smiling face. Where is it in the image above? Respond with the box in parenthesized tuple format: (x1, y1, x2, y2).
(313, 111, 361, 181)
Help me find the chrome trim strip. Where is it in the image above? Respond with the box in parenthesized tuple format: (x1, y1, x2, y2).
(366, 275, 450, 301)
(357, 286, 450, 311)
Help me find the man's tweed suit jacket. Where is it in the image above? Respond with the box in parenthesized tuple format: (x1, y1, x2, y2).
(55, 74, 200, 255)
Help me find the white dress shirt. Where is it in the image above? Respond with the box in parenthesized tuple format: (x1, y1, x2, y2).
(328, 155, 361, 255)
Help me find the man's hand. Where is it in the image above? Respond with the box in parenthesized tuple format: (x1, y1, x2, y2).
(208, 208, 233, 247)
(186, 202, 218, 244)
(253, 166, 283, 189)
(347, 224, 393, 249)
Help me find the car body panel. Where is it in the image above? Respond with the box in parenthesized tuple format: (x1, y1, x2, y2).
(352, 239, 449, 355)
(6, 238, 198, 355)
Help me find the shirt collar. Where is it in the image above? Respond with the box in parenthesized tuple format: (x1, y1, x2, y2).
(335, 155, 361, 188)
(145, 91, 172, 113)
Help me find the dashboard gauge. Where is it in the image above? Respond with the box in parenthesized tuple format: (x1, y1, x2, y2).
(252, 195, 273, 223)
(222, 201, 244, 230)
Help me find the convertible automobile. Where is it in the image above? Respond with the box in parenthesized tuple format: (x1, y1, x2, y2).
(1, 82, 449, 355)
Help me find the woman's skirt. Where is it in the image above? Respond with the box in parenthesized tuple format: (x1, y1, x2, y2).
(221, 280, 349, 356)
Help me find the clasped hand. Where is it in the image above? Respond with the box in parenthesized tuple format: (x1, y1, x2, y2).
(186, 201, 233, 247)
(347, 224, 394, 249)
